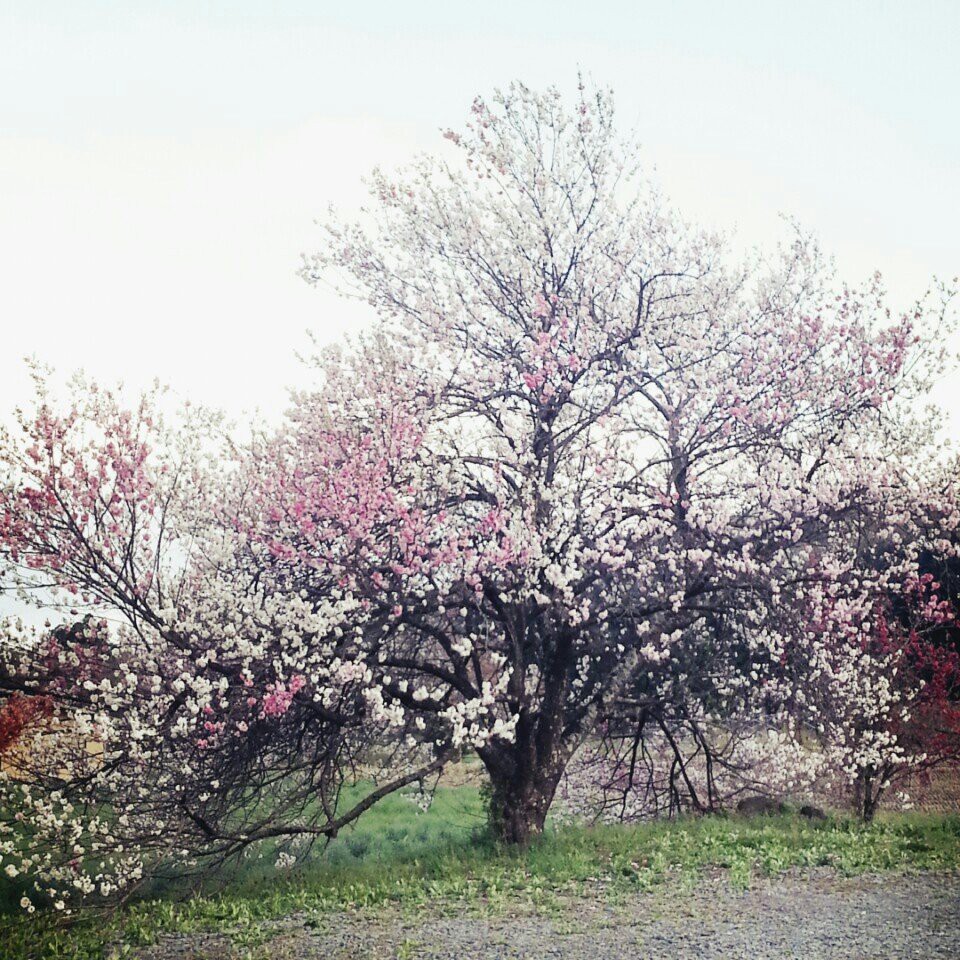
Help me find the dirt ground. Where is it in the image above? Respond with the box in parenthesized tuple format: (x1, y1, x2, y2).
(134, 870, 960, 960)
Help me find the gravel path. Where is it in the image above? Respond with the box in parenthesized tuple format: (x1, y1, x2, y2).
(134, 872, 960, 959)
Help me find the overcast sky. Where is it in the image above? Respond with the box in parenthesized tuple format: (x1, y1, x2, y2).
(1, 1, 958, 428)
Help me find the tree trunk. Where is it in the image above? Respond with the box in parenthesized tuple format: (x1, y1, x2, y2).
(480, 706, 569, 845)
(487, 767, 559, 845)
(854, 768, 883, 822)
(480, 625, 576, 844)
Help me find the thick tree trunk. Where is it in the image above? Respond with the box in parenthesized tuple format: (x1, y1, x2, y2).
(481, 704, 570, 844)
(480, 624, 577, 844)
(487, 767, 560, 845)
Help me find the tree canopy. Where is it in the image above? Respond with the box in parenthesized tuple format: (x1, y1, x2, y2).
(1, 82, 957, 909)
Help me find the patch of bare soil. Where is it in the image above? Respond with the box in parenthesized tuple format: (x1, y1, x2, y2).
(134, 871, 960, 960)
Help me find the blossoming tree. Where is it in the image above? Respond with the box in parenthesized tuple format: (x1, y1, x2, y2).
(296, 81, 956, 836)
(790, 571, 960, 820)
(0, 82, 957, 907)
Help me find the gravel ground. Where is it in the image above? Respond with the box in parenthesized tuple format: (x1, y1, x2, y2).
(134, 872, 960, 959)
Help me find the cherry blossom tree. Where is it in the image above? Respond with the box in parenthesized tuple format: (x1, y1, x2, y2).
(0, 372, 468, 908)
(792, 570, 960, 820)
(0, 81, 957, 910)
(294, 81, 957, 838)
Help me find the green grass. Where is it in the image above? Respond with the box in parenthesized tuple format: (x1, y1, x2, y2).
(134, 781, 488, 904)
(1, 791, 958, 960)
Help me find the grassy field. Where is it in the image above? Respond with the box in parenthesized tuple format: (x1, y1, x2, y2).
(1, 781, 959, 959)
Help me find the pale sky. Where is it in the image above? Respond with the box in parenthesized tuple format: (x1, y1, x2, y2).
(1, 1, 958, 427)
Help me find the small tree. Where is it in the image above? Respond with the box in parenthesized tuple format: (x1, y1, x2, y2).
(806, 574, 960, 820)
